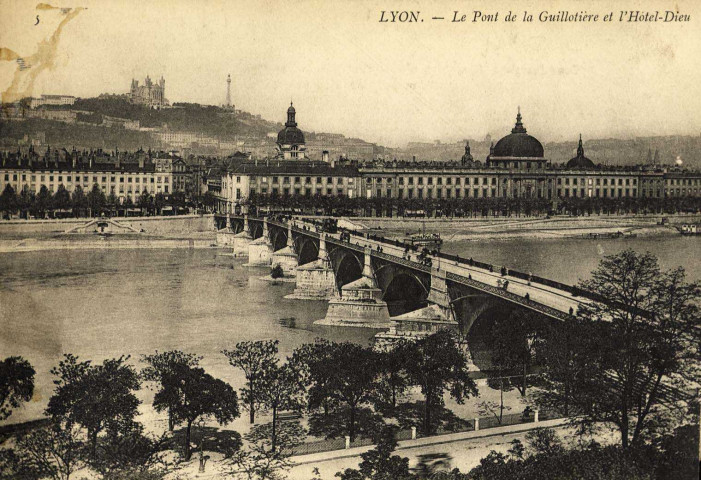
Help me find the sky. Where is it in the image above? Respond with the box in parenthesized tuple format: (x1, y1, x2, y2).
(0, 0, 700, 147)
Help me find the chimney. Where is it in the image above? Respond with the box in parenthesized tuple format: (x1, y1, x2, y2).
(322, 150, 329, 163)
(412, 155, 416, 163)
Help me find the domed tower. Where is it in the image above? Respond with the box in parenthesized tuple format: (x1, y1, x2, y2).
(487, 108, 548, 170)
(276, 102, 307, 159)
(566, 134, 596, 169)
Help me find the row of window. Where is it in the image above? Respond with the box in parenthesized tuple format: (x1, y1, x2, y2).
(3, 173, 170, 184)
(558, 177, 637, 186)
(255, 176, 354, 185)
(557, 188, 638, 198)
(258, 187, 350, 197)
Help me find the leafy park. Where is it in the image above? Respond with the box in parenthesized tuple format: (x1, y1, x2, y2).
(0, 249, 699, 479)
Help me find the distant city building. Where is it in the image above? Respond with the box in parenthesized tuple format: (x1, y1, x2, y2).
(129, 76, 167, 108)
(29, 95, 76, 109)
(0, 147, 185, 204)
(211, 110, 701, 209)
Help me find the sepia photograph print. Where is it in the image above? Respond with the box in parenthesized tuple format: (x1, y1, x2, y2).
(1, 0, 700, 478)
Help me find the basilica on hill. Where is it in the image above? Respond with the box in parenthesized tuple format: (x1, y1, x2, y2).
(129, 75, 168, 108)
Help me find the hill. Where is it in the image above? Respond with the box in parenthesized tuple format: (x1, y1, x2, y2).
(73, 96, 283, 139)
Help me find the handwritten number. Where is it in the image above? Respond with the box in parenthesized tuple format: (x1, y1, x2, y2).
(35, 15, 40, 25)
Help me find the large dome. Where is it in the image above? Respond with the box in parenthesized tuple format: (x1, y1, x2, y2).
(492, 111, 544, 158)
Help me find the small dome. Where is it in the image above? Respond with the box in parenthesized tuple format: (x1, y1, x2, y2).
(277, 102, 305, 145)
(492, 110, 544, 158)
(566, 155, 595, 169)
(566, 135, 596, 169)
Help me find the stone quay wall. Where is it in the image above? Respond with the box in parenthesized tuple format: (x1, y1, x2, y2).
(0, 214, 215, 236)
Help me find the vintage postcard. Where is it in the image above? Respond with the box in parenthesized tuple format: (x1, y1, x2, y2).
(1, 1, 699, 479)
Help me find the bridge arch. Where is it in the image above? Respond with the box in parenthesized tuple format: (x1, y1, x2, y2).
(297, 237, 320, 265)
(270, 228, 288, 251)
(374, 263, 430, 316)
(329, 247, 363, 295)
(249, 221, 263, 239)
(231, 218, 244, 234)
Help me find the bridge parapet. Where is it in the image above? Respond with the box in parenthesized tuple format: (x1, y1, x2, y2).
(230, 215, 584, 321)
(446, 271, 570, 321)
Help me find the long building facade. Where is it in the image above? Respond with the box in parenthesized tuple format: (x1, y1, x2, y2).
(214, 107, 701, 213)
(0, 147, 188, 204)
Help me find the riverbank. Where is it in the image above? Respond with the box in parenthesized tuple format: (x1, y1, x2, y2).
(351, 213, 699, 242)
(0, 214, 218, 253)
(0, 232, 217, 253)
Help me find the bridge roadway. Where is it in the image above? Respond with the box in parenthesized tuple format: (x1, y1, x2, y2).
(255, 216, 590, 322)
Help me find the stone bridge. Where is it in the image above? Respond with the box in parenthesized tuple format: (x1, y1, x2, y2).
(216, 214, 590, 351)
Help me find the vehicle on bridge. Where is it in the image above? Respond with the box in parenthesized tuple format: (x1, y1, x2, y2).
(407, 232, 443, 248)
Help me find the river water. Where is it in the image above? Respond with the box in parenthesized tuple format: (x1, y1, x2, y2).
(0, 235, 697, 425)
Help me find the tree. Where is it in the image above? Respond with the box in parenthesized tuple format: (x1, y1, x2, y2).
(0, 356, 35, 421)
(153, 363, 238, 461)
(46, 354, 141, 459)
(574, 250, 700, 448)
(373, 342, 410, 412)
(489, 309, 543, 397)
(138, 189, 152, 215)
(5, 421, 85, 480)
(35, 185, 51, 218)
(270, 264, 284, 279)
(335, 426, 412, 480)
(306, 342, 378, 441)
(534, 315, 593, 417)
(225, 423, 301, 480)
(403, 331, 478, 435)
(90, 424, 169, 478)
(18, 185, 35, 219)
(53, 185, 71, 211)
(0, 184, 17, 216)
(222, 340, 279, 424)
(289, 338, 342, 423)
(70, 186, 86, 217)
(87, 184, 106, 217)
(154, 193, 166, 215)
(524, 427, 564, 456)
(256, 362, 305, 452)
(71, 186, 86, 217)
(141, 350, 202, 431)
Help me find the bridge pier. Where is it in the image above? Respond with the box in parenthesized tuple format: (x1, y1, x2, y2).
(375, 304, 458, 344)
(287, 233, 336, 300)
(215, 217, 236, 246)
(271, 223, 298, 275)
(246, 218, 272, 266)
(427, 268, 455, 322)
(232, 214, 252, 257)
(317, 247, 391, 328)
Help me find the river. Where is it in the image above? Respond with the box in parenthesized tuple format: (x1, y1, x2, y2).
(0, 235, 697, 425)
